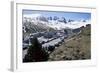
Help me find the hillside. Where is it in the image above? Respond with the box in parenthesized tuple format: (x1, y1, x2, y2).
(23, 22, 55, 40)
(48, 25, 91, 61)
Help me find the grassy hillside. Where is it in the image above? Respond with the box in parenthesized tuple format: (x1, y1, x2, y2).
(48, 25, 91, 61)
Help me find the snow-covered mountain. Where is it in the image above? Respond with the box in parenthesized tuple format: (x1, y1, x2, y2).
(23, 14, 91, 30)
(47, 20, 91, 30)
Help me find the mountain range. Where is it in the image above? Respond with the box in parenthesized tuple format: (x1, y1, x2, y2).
(23, 14, 91, 32)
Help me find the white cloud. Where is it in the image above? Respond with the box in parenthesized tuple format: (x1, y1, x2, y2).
(23, 14, 42, 19)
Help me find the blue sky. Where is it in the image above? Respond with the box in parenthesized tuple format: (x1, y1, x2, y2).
(23, 9, 91, 21)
